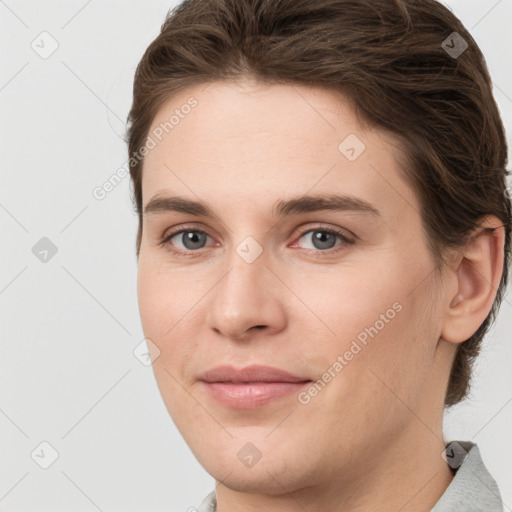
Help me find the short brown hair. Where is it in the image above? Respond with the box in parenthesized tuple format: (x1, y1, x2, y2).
(126, 0, 511, 406)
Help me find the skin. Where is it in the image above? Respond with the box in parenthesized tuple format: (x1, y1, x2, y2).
(136, 78, 504, 512)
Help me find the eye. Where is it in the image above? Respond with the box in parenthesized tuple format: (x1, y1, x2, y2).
(291, 226, 355, 254)
(162, 228, 213, 254)
(160, 224, 355, 257)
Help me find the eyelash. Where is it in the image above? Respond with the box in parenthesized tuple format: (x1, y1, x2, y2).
(160, 223, 355, 258)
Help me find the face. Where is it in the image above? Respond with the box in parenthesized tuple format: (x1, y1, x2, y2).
(137, 79, 450, 494)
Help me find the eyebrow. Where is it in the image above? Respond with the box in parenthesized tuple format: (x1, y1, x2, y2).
(143, 193, 380, 218)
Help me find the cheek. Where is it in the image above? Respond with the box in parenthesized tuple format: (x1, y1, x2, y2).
(286, 264, 404, 350)
(136, 256, 206, 379)
(137, 260, 199, 418)
(137, 260, 166, 338)
(137, 254, 195, 338)
(137, 259, 183, 378)
(296, 260, 437, 405)
(338, 287, 439, 415)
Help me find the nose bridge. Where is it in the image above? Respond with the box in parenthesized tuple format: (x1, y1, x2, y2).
(220, 226, 269, 289)
(218, 239, 269, 312)
(206, 234, 286, 339)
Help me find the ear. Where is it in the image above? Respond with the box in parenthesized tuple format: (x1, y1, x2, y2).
(441, 216, 505, 344)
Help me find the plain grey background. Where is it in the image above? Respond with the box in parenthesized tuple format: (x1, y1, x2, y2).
(1, 1, 511, 510)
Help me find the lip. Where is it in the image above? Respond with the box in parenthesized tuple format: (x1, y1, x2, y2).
(198, 365, 312, 409)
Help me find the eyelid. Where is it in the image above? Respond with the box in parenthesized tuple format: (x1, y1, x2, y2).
(290, 222, 356, 244)
(160, 222, 356, 255)
(161, 223, 214, 243)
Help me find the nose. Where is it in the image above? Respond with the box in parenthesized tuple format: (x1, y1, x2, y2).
(205, 247, 287, 342)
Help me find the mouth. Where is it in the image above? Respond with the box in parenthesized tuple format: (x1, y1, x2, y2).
(198, 365, 313, 409)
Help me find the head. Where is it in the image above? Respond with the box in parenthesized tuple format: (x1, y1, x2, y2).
(126, 0, 510, 498)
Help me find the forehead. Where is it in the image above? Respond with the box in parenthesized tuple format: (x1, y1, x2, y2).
(141, 79, 419, 220)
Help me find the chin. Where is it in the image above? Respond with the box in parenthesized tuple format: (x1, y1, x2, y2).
(208, 465, 304, 496)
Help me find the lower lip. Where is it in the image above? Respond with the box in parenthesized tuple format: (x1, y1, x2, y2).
(200, 381, 311, 409)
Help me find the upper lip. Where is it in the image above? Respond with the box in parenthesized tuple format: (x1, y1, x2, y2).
(198, 365, 311, 383)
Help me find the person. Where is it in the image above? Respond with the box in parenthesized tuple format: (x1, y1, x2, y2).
(125, 0, 510, 510)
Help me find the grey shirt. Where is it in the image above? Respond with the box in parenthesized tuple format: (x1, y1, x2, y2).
(195, 441, 503, 511)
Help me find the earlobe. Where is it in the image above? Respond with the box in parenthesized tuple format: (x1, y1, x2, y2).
(441, 216, 505, 344)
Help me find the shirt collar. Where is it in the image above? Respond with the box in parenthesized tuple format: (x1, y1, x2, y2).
(431, 441, 503, 511)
